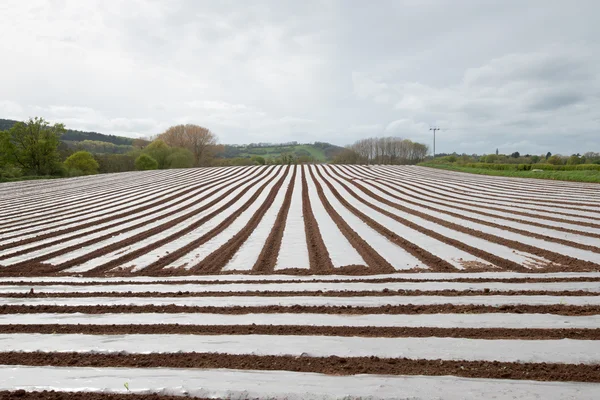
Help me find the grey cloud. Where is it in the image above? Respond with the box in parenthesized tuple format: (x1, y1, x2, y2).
(527, 92, 584, 112)
(0, 0, 598, 154)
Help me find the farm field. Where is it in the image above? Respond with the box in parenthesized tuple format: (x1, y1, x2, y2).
(419, 162, 600, 183)
(1, 165, 600, 399)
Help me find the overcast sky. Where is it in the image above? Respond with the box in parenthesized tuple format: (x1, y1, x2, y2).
(1, 0, 598, 154)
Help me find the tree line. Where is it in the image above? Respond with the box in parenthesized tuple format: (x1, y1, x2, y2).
(333, 137, 429, 165)
(0, 118, 222, 180)
(1, 118, 433, 181)
(435, 151, 600, 166)
(0, 118, 134, 146)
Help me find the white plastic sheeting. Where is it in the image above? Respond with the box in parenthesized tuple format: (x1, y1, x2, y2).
(5, 366, 600, 400)
(1, 271, 599, 283)
(3, 312, 600, 329)
(2, 295, 600, 307)
(1, 334, 599, 363)
(2, 280, 599, 293)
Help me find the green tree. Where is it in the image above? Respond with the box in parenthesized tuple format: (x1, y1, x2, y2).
(135, 154, 158, 170)
(547, 154, 564, 165)
(0, 130, 23, 178)
(94, 154, 136, 173)
(143, 140, 171, 169)
(166, 147, 195, 168)
(484, 154, 498, 163)
(0, 130, 11, 168)
(159, 124, 218, 166)
(251, 155, 266, 165)
(567, 154, 584, 165)
(7, 117, 65, 175)
(64, 151, 99, 175)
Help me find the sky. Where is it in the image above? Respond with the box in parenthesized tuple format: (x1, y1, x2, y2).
(1, 0, 599, 155)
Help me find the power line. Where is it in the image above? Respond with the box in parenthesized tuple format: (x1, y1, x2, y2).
(429, 127, 441, 157)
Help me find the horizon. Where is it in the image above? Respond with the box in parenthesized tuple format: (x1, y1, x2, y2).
(1, 116, 588, 157)
(1, 1, 599, 154)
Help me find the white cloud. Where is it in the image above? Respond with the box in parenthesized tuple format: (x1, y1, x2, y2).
(353, 46, 600, 154)
(0, 101, 25, 118)
(0, 0, 598, 153)
(187, 101, 250, 111)
(348, 124, 384, 134)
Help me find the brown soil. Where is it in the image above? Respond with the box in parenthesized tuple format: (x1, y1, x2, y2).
(0, 170, 183, 222)
(2, 304, 599, 316)
(367, 166, 600, 221)
(2, 164, 599, 278)
(353, 170, 600, 253)
(0, 168, 240, 256)
(139, 167, 285, 276)
(83, 167, 278, 276)
(1, 324, 599, 340)
(0, 169, 218, 235)
(1, 352, 599, 383)
(326, 167, 530, 272)
(252, 165, 298, 273)
(325, 167, 600, 272)
(373, 165, 600, 210)
(368, 172, 600, 243)
(307, 166, 394, 274)
(191, 166, 292, 273)
(3, 276, 600, 286)
(410, 164, 600, 195)
(0, 168, 253, 274)
(301, 166, 334, 273)
(312, 167, 457, 272)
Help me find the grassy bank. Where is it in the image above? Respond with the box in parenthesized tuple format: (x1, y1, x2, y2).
(418, 162, 600, 183)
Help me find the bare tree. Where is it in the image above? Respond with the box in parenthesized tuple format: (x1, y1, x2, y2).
(159, 124, 218, 166)
(345, 136, 428, 165)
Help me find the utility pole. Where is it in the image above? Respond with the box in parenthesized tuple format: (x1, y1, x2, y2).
(429, 127, 440, 157)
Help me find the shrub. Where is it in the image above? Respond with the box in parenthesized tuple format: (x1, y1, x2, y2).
(67, 168, 86, 177)
(143, 140, 170, 169)
(567, 155, 585, 165)
(534, 163, 600, 171)
(64, 151, 99, 175)
(464, 163, 513, 171)
(167, 148, 194, 169)
(0, 165, 23, 179)
(135, 154, 158, 170)
(547, 155, 565, 165)
(484, 154, 499, 163)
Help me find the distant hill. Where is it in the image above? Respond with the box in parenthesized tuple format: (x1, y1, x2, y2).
(220, 141, 345, 162)
(0, 118, 134, 146)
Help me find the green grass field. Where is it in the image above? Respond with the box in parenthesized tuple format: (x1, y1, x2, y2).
(419, 162, 600, 183)
(237, 144, 329, 162)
